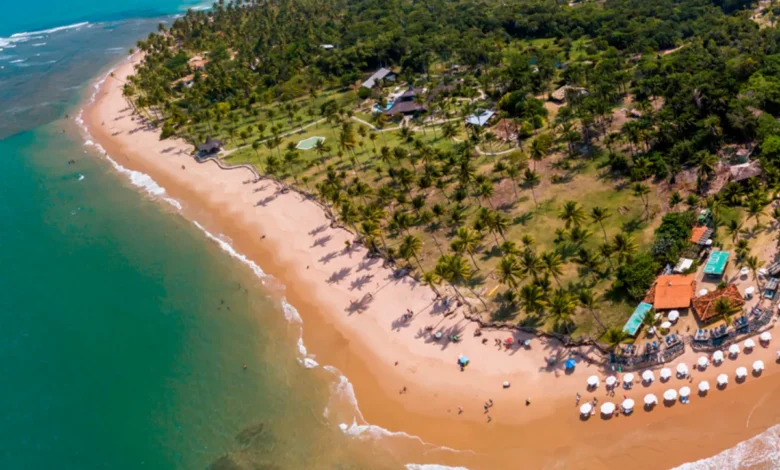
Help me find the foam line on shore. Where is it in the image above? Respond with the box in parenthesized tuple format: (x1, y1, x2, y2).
(672, 424, 780, 469)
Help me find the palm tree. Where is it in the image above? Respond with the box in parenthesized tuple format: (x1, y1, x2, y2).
(612, 232, 638, 263)
(422, 271, 442, 297)
(452, 226, 483, 270)
(541, 251, 564, 286)
(435, 254, 486, 308)
(747, 198, 763, 229)
(745, 255, 760, 283)
(559, 200, 586, 228)
(523, 168, 541, 208)
(641, 311, 656, 333)
(520, 283, 547, 316)
(477, 180, 495, 209)
(548, 289, 577, 334)
(713, 297, 741, 326)
(669, 191, 683, 210)
(632, 183, 651, 220)
(518, 249, 543, 280)
(726, 218, 743, 243)
(578, 289, 606, 332)
(602, 328, 629, 352)
(400, 234, 424, 272)
(497, 255, 523, 290)
(590, 206, 612, 242)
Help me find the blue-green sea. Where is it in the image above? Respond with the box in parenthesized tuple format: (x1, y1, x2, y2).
(0, 5, 429, 470)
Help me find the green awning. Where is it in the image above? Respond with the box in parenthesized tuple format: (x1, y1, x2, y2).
(704, 251, 729, 276)
(623, 302, 653, 336)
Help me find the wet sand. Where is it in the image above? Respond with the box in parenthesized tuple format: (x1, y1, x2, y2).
(82, 55, 780, 469)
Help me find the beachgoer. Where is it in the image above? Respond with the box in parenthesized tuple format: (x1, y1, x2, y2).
(575, 393, 580, 405)
(487, 415, 492, 423)
(488, 399, 493, 407)
(402, 386, 407, 393)
(525, 398, 530, 406)
(394, 361, 399, 366)
(243, 364, 247, 370)
(484, 404, 489, 413)
(458, 406, 463, 414)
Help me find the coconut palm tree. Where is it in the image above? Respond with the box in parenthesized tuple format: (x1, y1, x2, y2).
(669, 191, 683, 210)
(590, 206, 612, 242)
(548, 289, 577, 334)
(518, 249, 543, 280)
(725, 218, 743, 243)
(523, 168, 541, 208)
(632, 183, 651, 220)
(520, 283, 547, 316)
(602, 328, 629, 352)
(578, 288, 606, 332)
(452, 226, 483, 270)
(400, 234, 424, 272)
(422, 271, 442, 297)
(559, 200, 586, 228)
(611, 232, 638, 263)
(541, 251, 564, 286)
(497, 255, 523, 290)
(713, 298, 741, 326)
(745, 255, 760, 283)
(435, 254, 486, 308)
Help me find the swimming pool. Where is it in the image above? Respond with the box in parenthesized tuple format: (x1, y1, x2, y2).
(295, 136, 325, 150)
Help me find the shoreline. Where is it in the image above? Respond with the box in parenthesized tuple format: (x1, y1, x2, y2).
(81, 55, 780, 469)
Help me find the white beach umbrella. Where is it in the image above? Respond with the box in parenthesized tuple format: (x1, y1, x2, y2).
(761, 331, 772, 342)
(668, 310, 680, 322)
(745, 339, 756, 349)
(745, 286, 755, 297)
(600, 402, 616, 415)
(644, 394, 658, 406)
(663, 389, 678, 401)
(676, 363, 689, 376)
(740, 267, 750, 277)
(661, 321, 672, 329)
(759, 268, 769, 279)
(729, 344, 740, 356)
(642, 370, 655, 382)
(623, 373, 635, 384)
(717, 374, 729, 386)
(622, 398, 635, 411)
(697, 356, 709, 368)
(605, 376, 617, 387)
(713, 350, 724, 363)
(736, 366, 748, 378)
(587, 375, 600, 387)
(660, 368, 672, 380)
(580, 403, 593, 415)
(679, 386, 691, 398)
(753, 360, 765, 372)
(698, 289, 709, 297)
(699, 381, 710, 392)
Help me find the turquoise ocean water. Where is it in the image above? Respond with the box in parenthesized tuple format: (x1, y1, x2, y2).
(0, 5, 421, 470)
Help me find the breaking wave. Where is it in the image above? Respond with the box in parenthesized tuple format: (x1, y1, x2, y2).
(673, 425, 780, 469)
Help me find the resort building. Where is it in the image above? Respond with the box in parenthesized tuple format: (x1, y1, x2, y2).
(551, 85, 588, 103)
(692, 284, 745, 324)
(465, 110, 496, 127)
(690, 225, 713, 247)
(644, 274, 696, 312)
(188, 56, 209, 71)
(197, 138, 223, 155)
(703, 250, 730, 278)
(361, 68, 395, 89)
(384, 88, 426, 116)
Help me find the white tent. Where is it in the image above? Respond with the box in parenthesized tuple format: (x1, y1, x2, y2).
(698, 289, 709, 297)
(660, 368, 672, 380)
(664, 389, 678, 401)
(587, 375, 600, 387)
(580, 403, 593, 415)
(679, 386, 691, 398)
(760, 331, 772, 342)
(717, 374, 729, 386)
(697, 356, 709, 368)
(642, 370, 654, 382)
(661, 321, 672, 329)
(713, 350, 724, 363)
(745, 339, 756, 349)
(622, 398, 635, 411)
(699, 381, 710, 392)
(677, 363, 689, 376)
(606, 376, 617, 387)
(601, 402, 616, 415)
(753, 360, 765, 371)
(668, 310, 680, 322)
(729, 344, 740, 356)
(623, 373, 635, 384)
(736, 366, 748, 378)
(644, 394, 658, 406)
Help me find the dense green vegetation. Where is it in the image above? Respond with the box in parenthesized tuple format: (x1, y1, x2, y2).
(124, 0, 780, 343)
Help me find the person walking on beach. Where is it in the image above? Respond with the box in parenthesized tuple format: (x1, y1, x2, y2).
(575, 393, 580, 405)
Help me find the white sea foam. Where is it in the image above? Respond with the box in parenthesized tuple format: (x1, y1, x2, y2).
(192, 222, 267, 279)
(282, 298, 302, 323)
(10, 59, 26, 64)
(32, 42, 46, 47)
(673, 425, 780, 469)
(0, 22, 88, 48)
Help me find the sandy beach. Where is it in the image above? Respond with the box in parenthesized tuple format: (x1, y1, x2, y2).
(82, 55, 780, 469)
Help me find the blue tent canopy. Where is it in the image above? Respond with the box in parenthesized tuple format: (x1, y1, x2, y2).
(565, 358, 577, 370)
(458, 355, 469, 365)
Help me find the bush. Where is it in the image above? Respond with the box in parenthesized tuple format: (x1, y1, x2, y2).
(614, 252, 660, 300)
